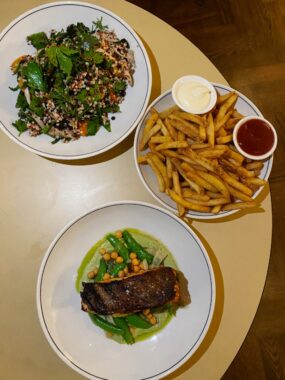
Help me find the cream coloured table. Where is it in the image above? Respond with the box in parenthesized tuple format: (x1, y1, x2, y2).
(0, 1, 272, 379)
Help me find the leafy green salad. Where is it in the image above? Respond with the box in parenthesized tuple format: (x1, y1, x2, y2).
(10, 19, 135, 143)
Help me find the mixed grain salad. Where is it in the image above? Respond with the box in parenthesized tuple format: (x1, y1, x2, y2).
(10, 19, 135, 143)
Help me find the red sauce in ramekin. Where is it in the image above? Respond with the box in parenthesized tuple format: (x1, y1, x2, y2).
(236, 119, 275, 156)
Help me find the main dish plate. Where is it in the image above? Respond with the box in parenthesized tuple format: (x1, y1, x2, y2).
(134, 83, 273, 220)
(37, 201, 215, 380)
(0, 2, 151, 159)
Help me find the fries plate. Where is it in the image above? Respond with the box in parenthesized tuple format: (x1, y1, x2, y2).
(134, 84, 273, 220)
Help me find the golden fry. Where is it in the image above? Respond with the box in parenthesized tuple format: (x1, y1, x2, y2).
(155, 141, 188, 151)
(216, 91, 235, 105)
(211, 205, 222, 214)
(216, 167, 253, 196)
(197, 170, 230, 200)
(222, 201, 257, 211)
(172, 111, 204, 125)
(159, 105, 180, 119)
(148, 153, 170, 189)
(215, 93, 238, 122)
(137, 155, 148, 164)
(167, 189, 211, 213)
(206, 113, 215, 147)
(139, 122, 161, 151)
(171, 158, 201, 194)
(146, 156, 165, 192)
(172, 170, 185, 217)
(165, 118, 178, 140)
(182, 189, 210, 201)
(216, 134, 233, 144)
(150, 136, 173, 144)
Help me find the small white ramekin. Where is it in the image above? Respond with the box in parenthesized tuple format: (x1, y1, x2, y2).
(233, 116, 278, 161)
(172, 75, 217, 114)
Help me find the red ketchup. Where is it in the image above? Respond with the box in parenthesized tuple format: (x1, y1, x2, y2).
(237, 119, 274, 156)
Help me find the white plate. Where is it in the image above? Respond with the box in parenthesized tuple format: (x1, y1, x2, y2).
(37, 201, 215, 380)
(0, 1, 152, 159)
(134, 84, 273, 220)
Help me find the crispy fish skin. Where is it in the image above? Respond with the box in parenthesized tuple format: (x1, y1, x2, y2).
(81, 266, 180, 315)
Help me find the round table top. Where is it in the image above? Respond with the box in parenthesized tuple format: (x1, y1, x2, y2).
(0, 1, 272, 379)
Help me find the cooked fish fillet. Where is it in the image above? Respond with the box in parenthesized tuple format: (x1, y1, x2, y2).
(80, 266, 180, 315)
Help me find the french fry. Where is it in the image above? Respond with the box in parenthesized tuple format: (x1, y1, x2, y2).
(226, 184, 253, 202)
(222, 201, 257, 211)
(165, 118, 178, 140)
(190, 143, 211, 150)
(148, 142, 166, 161)
(172, 111, 204, 125)
(197, 170, 230, 200)
(146, 156, 165, 192)
(167, 189, 211, 213)
(157, 118, 170, 137)
(212, 205, 222, 214)
(242, 177, 267, 187)
(199, 123, 207, 141)
(216, 91, 235, 105)
(159, 105, 180, 119)
(150, 136, 173, 144)
(182, 189, 210, 201)
(166, 157, 173, 180)
(137, 155, 148, 164)
(172, 171, 185, 217)
(155, 141, 188, 151)
(171, 158, 202, 194)
(168, 115, 200, 138)
(216, 134, 233, 144)
(207, 113, 215, 147)
(183, 197, 228, 206)
(216, 167, 253, 196)
(245, 161, 264, 170)
(139, 122, 161, 151)
(215, 92, 238, 122)
(148, 153, 170, 189)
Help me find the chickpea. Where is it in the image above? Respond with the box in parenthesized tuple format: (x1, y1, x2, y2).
(87, 270, 95, 279)
(111, 251, 118, 259)
(133, 265, 140, 273)
(116, 256, 124, 264)
(115, 230, 123, 239)
(129, 252, 137, 260)
(99, 247, 106, 255)
(150, 316, 157, 325)
(143, 309, 150, 316)
(103, 273, 111, 281)
(103, 253, 111, 261)
(118, 270, 125, 278)
(124, 266, 129, 274)
(131, 258, 139, 266)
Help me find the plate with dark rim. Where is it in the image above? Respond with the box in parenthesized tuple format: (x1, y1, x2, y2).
(134, 83, 273, 220)
(0, 1, 152, 159)
(36, 201, 215, 380)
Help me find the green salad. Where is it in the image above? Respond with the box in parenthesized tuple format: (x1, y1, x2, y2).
(10, 19, 135, 143)
(76, 228, 179, 344)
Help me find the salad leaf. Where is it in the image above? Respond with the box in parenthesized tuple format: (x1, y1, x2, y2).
(87, 117, 100, 135)
(113, 80, 127, 93)
(93, 17, 108, 31)
(12, 120, 27, 134)
(16, 91, 28, 109)
(57, 49, 73, 76)
(23, 61, 46, 92)
(27, 32, 49, 49)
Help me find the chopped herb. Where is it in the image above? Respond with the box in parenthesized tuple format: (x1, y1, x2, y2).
(27, 32, 49, 49)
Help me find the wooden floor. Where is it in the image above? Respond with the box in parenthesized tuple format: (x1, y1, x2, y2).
(129, 1, 285, 379)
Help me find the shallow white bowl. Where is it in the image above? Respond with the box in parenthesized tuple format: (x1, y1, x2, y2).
(233, 115, 278, 160)
(172, 75, 217, 114)
(134, 83, 273, 220)
(0, 1, 152, 159)
(37, 201, 215, 380)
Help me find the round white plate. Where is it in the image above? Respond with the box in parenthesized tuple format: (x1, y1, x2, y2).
(37, 201, 215, 380)
(0, 1, 152, 159)
(134, 83, 273, 220)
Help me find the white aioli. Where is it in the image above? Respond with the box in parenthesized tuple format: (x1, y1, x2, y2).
(175, 81, 211, 112)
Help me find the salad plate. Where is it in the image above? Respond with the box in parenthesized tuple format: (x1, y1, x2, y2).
(134, 83, 273, 220)
(37, 201, 215, 380)
(0, 1, 152, 159)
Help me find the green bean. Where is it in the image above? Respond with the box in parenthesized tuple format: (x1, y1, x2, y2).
(122, 230, 153, 264)
(125, 314, 152, 329)
(89, 314, 124, 335)
(95, 258, 107, 281)
(106, 234, 129, 262)
(113, 317, 134, 344)
(108, 262, 126, 277)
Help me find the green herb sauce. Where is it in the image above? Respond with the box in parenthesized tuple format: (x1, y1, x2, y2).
(76, 228, 178, 343)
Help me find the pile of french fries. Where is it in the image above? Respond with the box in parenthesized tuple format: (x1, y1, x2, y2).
(137, 91, 267, 217)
